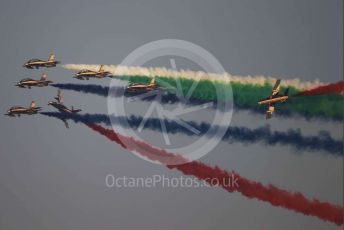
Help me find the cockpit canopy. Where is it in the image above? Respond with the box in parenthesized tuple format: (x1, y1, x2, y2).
(20, 78, 33, 82)
(78, 69, 94, 73)
(10, 106, 23, 110)
(28, 59, 43, 62)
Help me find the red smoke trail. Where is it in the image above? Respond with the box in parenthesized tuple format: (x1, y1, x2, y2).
(87, 123, 343, 226)
(295, 81, 344, 96)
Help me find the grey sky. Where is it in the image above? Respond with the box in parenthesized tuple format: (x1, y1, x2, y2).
(0, 0, 342, 229)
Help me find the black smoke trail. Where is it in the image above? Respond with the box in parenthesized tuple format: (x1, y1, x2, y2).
(41, 112, 343, 155)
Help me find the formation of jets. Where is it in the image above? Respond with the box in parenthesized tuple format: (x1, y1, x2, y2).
(6, 52, 82, 128)
(258, 79, 289, 119)
(6, 52, 289, 123)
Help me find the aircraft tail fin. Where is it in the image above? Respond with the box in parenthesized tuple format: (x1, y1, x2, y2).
(48, 53, 55, 62)
(266, 105, 274, 119)
(149, 78, 155, 85)
(30, 101, 36, 108)
(63, 119, 69, 129)
(99, 65, 105, 72)
(40, 73, 47, 81)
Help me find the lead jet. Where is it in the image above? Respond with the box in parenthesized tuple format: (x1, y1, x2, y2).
(126, 78, 160, 92)
(258, 79, 289, 119)
(23, 53, 59, 69)
(73, 65, 111, 80)
(5, 101, 42, 117)
(15, 74, 53, 89)
(48, 90, 82, 128)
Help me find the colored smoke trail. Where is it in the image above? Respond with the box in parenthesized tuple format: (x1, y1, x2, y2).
(40, 112, 343, 155)
(295, 81, 344, 96)
(62, 64, 325, 90)
(86, 123, 344, 226)
(51, 83, 221, 109)
(51, 83, 343, 120)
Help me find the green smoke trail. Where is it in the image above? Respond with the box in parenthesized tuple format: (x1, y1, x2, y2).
(112, 75, 343, 120)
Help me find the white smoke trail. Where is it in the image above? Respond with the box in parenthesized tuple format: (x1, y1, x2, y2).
(62, 64, 325, 90)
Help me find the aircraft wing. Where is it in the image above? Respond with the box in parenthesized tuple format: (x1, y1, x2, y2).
(56, 89, 63, 104)
(266, 104, 274, 119)
(271, 79, 281, 96)
(40, 73, 47, 81)
(62, 119, 69, 129)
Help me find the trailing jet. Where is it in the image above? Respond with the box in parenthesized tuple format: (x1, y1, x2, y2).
(23, 53, 59, 69)
(5, 101, 41, 117)
(258, 79, 289, 119)
(74, 65, 111, 80)
(126, 78, 160, 92)
(15, 74, 53, 89)
(48, 90, 81, 128)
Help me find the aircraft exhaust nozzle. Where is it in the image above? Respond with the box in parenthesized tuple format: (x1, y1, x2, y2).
(4, 110, 12, 116)
(15, 83, 24, 88)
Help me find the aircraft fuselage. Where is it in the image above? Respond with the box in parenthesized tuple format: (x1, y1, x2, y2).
(5, 107, 41, 117)
(258, 95, 288, 105)
(24, 60, 59, 69)
(16, 79, 53, 88)
(126, 83, 159, 92)
(74, 71, 110, 80)
(48, 102, 81, 114)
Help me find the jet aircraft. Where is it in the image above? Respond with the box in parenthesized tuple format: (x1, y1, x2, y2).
(258, 79, 289, 119)
(48, 90, 82, 128)
(74, 65, 111, 80)
(126, 78, 160, 92)
(15, 74, 52, 88)
(23, 53, 59, 69)
(48, 90, 82, 114)
(5, 101, 41, 117)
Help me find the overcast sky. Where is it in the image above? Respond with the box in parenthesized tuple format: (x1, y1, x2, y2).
(0, 0, 342, 229)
